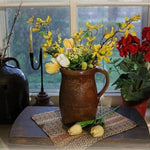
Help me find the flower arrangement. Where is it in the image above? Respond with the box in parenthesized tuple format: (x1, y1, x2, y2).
(110, 27, 150, 102)
(26, 14, 141, 74)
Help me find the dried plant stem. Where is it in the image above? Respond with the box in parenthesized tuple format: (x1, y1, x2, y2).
(2, 3, 22, 59)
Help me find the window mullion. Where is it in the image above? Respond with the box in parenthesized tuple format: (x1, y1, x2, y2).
(148, 6, 150, 26)
(0, 7, 7, 54)
(70, 0, 77, 37)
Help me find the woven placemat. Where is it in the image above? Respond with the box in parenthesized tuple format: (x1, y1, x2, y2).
(32, 107, 137, 150)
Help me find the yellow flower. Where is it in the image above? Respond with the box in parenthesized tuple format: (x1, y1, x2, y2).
(36, 18, 45, 25)
(41, 45, 47, 51)
(105, 27, 115, 39)
(32, 27, 40, 32)
(82, 62, 87, 70)
(57, 32, 62, 44)
(52, 41, 60, 50)
(57, 47, 64, 54)
(26, 16, 34, 23)
(88, 63, 94, 68)
(63, 38, 74, 49)
(68, 124, 82, 135)
(43, 31, 52, 39)
(45, 16, 51, 25)
(130, 13, 141, 21)
(43, 52, 47, 58)
(46, 39, 52, 47)
(86, 21, 103, 30)
(45, 62, 60, 74)
(92, 45, 101, 59)
(86, 36, 96, 46)
(74, 28, 84, 44)
(103, 56, 111, 63)
(90, 125, 104, 137)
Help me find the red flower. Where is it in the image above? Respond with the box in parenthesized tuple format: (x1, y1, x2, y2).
(140, 40, 150, 53)
(117, 34, 140, 57)
(142, 27, 150, 41)
(144, 51, 150, 62)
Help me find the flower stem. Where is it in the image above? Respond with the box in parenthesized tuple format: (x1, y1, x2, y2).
(77, 105, 120, 128)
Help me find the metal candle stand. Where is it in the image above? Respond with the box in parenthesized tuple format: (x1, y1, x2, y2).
(30, 48, 53, 106)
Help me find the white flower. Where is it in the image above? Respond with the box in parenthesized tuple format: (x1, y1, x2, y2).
(51, 57, 59, 64)
(56, 53, 70, 68)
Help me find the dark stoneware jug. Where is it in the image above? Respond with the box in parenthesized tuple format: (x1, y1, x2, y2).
(0, 57, 29, 123)
(59, 67, 109, 124)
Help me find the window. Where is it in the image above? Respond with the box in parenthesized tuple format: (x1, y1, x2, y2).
(0, 0, 150, 95)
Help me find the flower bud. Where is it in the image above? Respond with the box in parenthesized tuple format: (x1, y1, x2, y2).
(63, 38, 74, 49)
(90, 125, 104, 137)
(56, 53, 70, 67)
(82, 62, 87, 70)
(68, 124, 82, 135)
(45, 62, 59, 74)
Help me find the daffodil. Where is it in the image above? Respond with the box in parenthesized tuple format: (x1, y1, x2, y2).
(45, 62, 60, 74)
(63, 38, 74, 49)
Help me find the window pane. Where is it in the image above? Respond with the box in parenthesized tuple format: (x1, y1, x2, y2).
(7, 7, 70, 93)
(78, 6, 148, 91)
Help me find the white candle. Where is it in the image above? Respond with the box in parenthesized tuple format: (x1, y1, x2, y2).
(29, 27, 33, 53)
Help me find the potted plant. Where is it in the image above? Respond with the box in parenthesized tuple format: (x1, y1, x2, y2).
(110, 27, 150, 117)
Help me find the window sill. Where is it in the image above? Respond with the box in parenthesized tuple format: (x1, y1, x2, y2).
(29, 92, 122, 107)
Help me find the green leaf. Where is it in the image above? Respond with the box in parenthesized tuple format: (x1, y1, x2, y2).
(39, 31, 45, 35)
(115, 22, 122, 27)
(76, 106, 120, 128)
(84, 31, 90, 38)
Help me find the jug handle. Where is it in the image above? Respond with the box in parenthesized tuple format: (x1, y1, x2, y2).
(3, 57, 20, 69)
(95, 68, 109, 101)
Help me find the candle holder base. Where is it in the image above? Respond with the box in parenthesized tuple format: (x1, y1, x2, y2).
(34, 92, 54, 106)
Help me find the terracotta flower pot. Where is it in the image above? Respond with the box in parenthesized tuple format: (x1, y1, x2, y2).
(59, 67, 109, 124)
(121, 95, 149, 117)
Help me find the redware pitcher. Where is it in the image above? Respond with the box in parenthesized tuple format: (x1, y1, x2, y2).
(59, 67, 109, 124)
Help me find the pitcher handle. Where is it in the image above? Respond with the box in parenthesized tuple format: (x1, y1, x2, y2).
(95, 68, 109, 101)
(3, 57, 20, 69)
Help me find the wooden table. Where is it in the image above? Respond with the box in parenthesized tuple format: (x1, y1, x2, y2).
(8, 106, 150, 149)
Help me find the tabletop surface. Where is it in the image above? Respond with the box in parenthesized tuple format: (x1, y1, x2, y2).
(8, 106, 150, 149)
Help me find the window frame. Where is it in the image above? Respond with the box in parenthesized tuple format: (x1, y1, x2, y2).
(0, 0, 150, 96)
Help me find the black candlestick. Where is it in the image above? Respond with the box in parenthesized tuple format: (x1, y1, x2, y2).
(30, 48, 53, 106)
